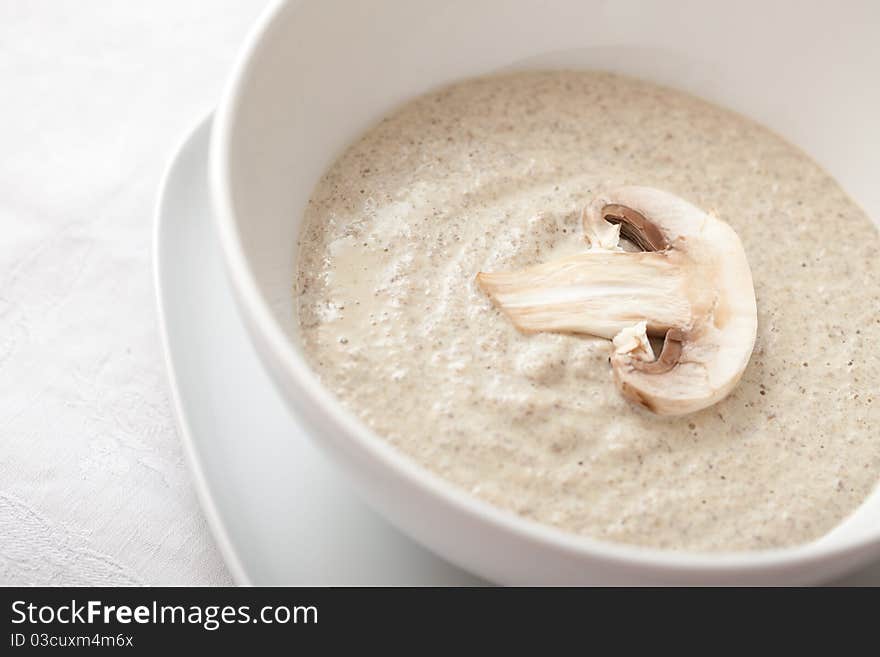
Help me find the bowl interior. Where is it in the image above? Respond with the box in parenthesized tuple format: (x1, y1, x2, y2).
(219, 0, 880, 552)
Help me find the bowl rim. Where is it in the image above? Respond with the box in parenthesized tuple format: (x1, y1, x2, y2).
(210, 0, 880, 577)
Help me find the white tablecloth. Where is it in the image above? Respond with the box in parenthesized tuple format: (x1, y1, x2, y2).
(0, 1, 268, 585)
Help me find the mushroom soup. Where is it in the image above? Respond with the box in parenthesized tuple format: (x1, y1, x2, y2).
(295, 71, 880, 551)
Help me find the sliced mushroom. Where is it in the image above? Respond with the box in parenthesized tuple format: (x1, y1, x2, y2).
(476, 186, 757, 416)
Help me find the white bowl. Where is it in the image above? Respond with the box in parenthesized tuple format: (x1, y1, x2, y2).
(211, 0, 880, 584)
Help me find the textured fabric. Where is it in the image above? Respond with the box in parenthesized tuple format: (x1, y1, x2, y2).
(0, 1, 267, 585)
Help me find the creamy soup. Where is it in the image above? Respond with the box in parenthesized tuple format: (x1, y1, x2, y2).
(295, 71, 880, 551)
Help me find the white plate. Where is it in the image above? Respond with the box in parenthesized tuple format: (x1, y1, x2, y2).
(154, 116, 482, 585)
(156, 115, 879, 586)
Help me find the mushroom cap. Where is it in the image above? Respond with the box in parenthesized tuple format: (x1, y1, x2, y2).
(593, 187, 758, 415)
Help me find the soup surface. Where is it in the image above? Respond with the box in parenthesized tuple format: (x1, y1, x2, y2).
(295, 71, 880, 551)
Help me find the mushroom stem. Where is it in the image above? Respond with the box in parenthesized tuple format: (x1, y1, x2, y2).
(476, 250, 692, 339)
